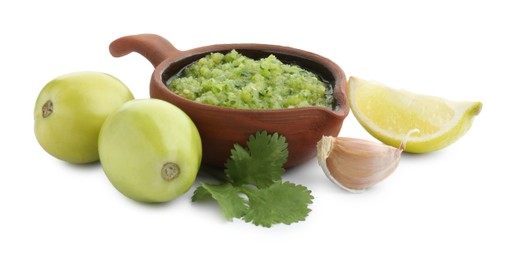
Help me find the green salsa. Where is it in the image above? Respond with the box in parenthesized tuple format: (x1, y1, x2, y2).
(166, 50, 334, 110)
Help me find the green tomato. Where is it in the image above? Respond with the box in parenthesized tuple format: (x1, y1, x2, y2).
(34, 71, 134, 163)
(98, 99, 202, 203)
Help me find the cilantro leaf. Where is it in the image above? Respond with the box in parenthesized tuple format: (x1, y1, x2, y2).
(241, 181, 313, 228)
(191, 131, 314, 228)
(191, 185, 212, 201)
(193, 183, 248, 221)
(225, 131, 288, 188)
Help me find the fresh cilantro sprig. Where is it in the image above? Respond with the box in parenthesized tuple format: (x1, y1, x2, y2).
(192, 131, 313, 227)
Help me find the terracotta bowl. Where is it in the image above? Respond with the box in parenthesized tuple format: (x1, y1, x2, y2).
(109, 34, 350, 168)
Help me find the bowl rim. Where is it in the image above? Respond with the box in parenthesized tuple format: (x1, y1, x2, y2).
(150, 43, 350, 118)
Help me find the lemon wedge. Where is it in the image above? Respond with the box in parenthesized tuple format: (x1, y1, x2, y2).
(348, 77, 482, 153)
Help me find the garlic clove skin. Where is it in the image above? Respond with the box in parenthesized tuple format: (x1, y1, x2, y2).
(317, 136, 404, 193)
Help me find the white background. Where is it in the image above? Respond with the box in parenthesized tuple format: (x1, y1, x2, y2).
(1, 0, 509, 259)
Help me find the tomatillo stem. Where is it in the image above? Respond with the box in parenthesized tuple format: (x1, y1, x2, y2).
(161, 162, 180, 181)
(42, 100, 53, 118)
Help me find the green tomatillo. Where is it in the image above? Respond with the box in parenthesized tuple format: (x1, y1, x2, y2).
(98, 99, 202, 203)
(34, 71, 134, 163)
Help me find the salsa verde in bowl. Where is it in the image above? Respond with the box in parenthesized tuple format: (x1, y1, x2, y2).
(109, 34, 349, 168)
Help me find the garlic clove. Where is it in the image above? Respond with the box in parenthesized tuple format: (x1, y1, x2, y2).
(316, 130, 418, 193)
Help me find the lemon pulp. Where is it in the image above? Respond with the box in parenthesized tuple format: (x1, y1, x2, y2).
(348, 77, 482, 153)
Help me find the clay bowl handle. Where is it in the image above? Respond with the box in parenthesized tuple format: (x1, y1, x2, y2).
(109, 34, 183, 68)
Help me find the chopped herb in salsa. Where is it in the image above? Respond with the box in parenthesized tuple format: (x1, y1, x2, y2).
(166, 50, 333, 109)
